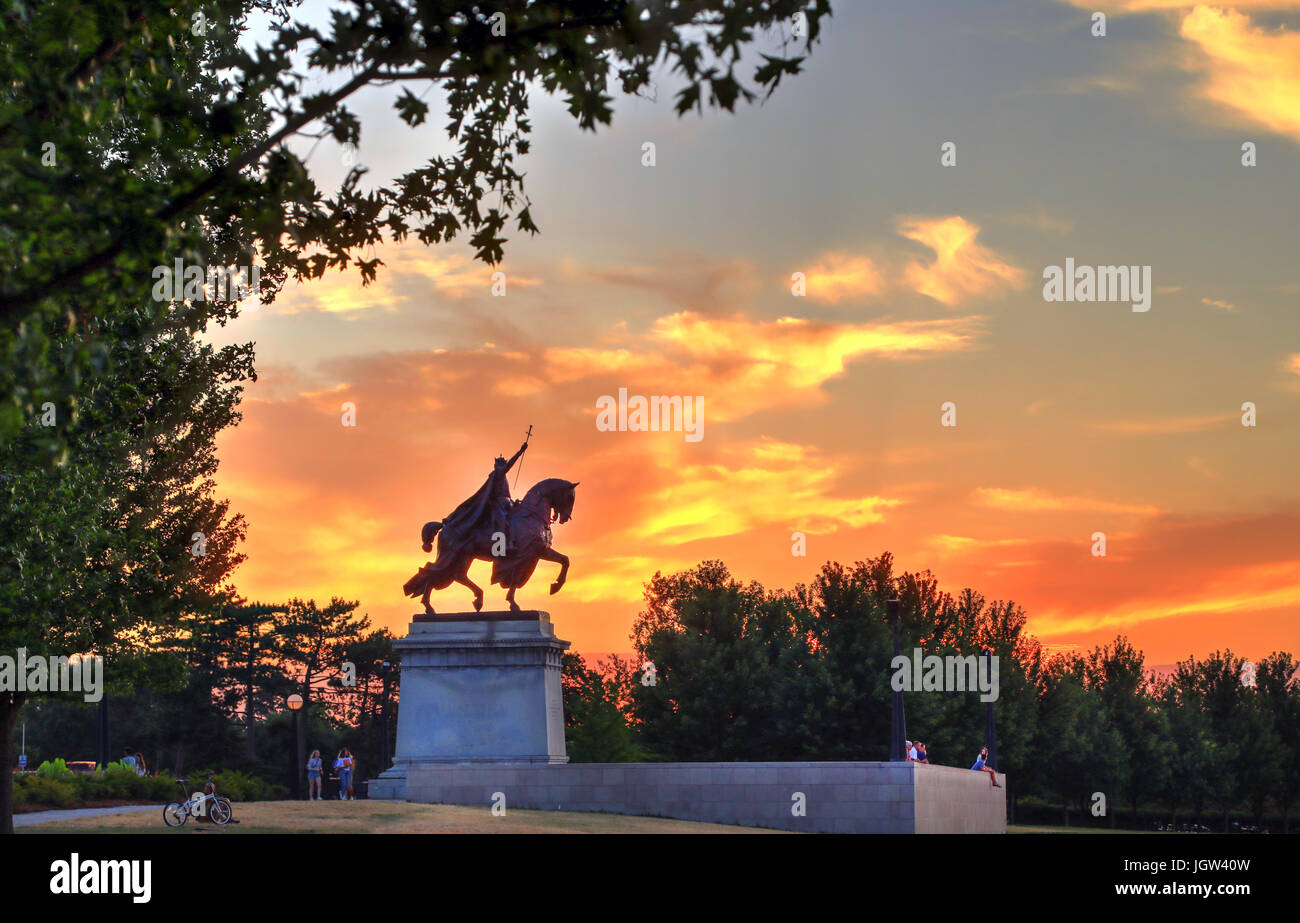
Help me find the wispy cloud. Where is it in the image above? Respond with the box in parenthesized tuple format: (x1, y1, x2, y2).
(800, 253, 885, 303)
(926, 534, 1030, 555)
(1093, 411, 1236, 435)
(1001, 209, 1076, 236)
(974, 487, 1162, 517)
(898, 216, 1027, 307)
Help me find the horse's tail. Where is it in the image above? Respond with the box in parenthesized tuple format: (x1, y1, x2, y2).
(421, 520, 442, 553)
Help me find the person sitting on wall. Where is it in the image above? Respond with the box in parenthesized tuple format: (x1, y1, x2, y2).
(971, 747, 1000, 787)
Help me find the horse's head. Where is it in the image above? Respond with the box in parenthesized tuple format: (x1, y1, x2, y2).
(523, 478, 579, 524)
(553, 480, 578, 524)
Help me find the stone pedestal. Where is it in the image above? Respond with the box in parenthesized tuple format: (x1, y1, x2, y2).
(370, 611, 569, 800)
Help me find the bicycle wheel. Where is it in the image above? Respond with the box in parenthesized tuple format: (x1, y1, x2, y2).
(209, 798, 232, 826)
(163, 802, 188, 827)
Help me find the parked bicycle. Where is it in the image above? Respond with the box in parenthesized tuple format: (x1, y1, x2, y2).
(163, 776, 232, 827)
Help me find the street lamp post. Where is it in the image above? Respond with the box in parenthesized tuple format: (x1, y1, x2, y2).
(982, 648, 998, 772)
(96, 696, 109, 770)
(888, 599, 908, 761)
(287, 694, 303, 799)
(379, 660, 392, 770)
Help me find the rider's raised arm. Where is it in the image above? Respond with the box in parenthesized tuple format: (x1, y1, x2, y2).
(504, 442, 527, 471)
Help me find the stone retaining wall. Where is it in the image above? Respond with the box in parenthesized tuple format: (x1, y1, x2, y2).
(372, 760, 1006, 833)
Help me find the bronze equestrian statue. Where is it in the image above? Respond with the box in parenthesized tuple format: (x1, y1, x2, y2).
(403, 437, 577, 614)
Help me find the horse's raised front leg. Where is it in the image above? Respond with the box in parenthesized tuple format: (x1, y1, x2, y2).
(537, 547, 570, 595)
(455, 574, 484, 612)
(505, 586, 520, 612)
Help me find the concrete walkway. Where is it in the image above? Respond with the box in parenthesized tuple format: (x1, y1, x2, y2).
(14, 804, 158, 828)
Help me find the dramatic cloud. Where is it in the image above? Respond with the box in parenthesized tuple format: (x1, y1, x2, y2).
(633, 440, 902, 545)
(546, 311, 985, 422)
(897, 216, 1027, 306)
(1180, 6, 1300, 143)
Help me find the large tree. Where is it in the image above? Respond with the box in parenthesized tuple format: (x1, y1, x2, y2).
(0, 0, 270, 833)
(1, 0, 832, 444)
(629, 554, 1043, 774)
(1083, 637, 1172, 827)
(561, 652, 642, 762)
(0, 295, 252, 832)
(1255, 653, 1300, 832)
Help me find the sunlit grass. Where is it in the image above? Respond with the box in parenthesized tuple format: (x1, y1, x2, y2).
(20, 800, 790, 834)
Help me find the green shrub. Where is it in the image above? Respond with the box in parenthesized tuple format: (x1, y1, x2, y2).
(100, 761, 146, 799)
(34, 758, 74, 781)
(180, 768, 284, 802)
(76, 771, 109, 799)
(21, 775, 77, 808)
(145, 775, 178, 801)
(207, 768, 262, 801)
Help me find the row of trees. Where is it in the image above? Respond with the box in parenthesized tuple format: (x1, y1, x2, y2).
(16, 597, 399, 796)
(560, 556, 1300, 832)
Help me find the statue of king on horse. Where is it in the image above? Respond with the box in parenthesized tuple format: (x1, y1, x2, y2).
(403, 428, 578, 615)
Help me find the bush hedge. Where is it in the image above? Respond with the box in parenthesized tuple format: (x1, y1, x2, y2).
(13, 760, 285, 810)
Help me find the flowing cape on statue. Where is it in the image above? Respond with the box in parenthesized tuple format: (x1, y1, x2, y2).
(403, 471, 498, 597)
(441, 471, 498, 547)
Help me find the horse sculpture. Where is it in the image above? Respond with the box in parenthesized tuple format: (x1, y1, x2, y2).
(403, 475, 577, 615)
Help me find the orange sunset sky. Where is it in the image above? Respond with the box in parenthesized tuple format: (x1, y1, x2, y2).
(209, 0, 1300, 665)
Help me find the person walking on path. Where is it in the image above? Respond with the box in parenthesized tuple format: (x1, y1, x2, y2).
(306, 750, 323, 801)
(335, 748, 354, 800)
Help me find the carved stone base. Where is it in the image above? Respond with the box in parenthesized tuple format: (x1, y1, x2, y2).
(372, 611, 569, 799)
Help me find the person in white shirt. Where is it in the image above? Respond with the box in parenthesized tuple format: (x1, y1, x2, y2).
(334, 748, 355, 800)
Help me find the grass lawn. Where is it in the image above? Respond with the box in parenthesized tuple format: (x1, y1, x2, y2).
(19, 800, 790, 834)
